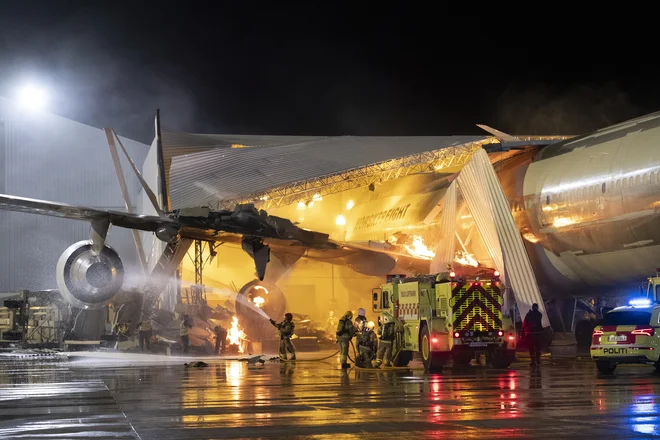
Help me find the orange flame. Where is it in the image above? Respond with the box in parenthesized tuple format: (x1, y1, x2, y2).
(253, 296, 265, 307)
(404, 235, 435, 260)
(454, 250, 478, 267)
(227, 316, 246, 353)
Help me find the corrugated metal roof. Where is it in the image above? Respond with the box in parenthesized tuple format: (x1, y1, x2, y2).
(165, 135, 487, 209)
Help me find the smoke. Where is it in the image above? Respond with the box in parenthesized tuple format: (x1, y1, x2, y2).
(493, 82, 643, 135)
(0, 6, 203, 143)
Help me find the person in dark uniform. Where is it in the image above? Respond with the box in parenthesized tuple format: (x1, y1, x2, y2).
(522, 303, 544, 366)
(355, 321, 378, 368)
(137, 318, 153, 352)
(180, 314, 193, 354)
(270, 313, 296, 360)
(336, 311, 356, 369)
(214, 325, 228, 355)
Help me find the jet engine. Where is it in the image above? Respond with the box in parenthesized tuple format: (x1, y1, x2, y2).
(235, 280, 287, 341)
(56, 240, 125, 309)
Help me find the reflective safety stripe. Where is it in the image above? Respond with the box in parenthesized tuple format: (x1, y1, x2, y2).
(399, 303, 419, 319)
(451, 282, 502, 331)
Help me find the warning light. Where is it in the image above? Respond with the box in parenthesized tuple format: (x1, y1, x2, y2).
(453, 332, 460, 338)
(450, 271, 456, 278)
(630, 298, 652, 308)
(508, 335, 515, 341)
(498, 331, 503, 337)
(494, 270, 500, 277)
(432, 338, 439, 344)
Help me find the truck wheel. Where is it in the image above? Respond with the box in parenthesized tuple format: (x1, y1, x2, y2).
(420, 326, 445, 370)
(491, 351, 513, 369)
(596, 361, 616, 374)
(452, 353, 472, 367)
(393, 350, 412, 367)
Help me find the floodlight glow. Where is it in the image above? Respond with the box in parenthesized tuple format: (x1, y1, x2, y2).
(629, 298, 652, 307)
(17, 84, 48, 112)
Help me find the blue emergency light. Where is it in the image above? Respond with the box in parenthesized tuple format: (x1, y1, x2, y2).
(629, 298, 652, 308)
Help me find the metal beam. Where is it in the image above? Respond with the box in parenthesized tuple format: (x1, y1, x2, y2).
(220, 138, 497, 210)
(104, 129, 148, 273)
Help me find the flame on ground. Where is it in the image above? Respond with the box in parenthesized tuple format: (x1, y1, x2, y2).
(404, 235, 435, 259)
(454, 250, 478, 267)
(227, 316, 246, 353)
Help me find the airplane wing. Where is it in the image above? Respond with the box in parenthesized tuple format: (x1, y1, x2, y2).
(0, 194, 173, 232)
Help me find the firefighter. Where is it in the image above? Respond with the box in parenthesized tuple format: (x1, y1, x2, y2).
(355, 308, 367, 330)
(113, 320, 130, 340)
(374, 312, 396, 368)
(214, 325, 227, 355)
(356, 321, 378, 368)
(270, 313, 296, 360)
(180, 314, 193, 354)
(522, 303, 543, 366)
(136, 317, 153, 352)
(336, 310, 356, 369)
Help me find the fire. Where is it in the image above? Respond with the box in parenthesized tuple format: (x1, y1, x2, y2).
(404, 235, 435, 259)
(253, 296, 265, 307)
(454, 250, 478, 267)
(227, 316, 246, 353)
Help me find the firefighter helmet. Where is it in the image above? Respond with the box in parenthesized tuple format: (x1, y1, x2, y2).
(382, 312, 394, 323)
(357, 307, 366, 317)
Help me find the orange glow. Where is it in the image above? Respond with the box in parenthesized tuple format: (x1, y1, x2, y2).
(346, 200, 355, 210)
(312, 193, 323, 201)
(253, 296, 265, 307)
(523, 233, 540, 243)
(227, 316, 246, 353)
(336, 214, 347, 226)
(297, 201, 306, 210)
(553, 217, 575, 228)
(454, 250, 478, 267)
(404, 235, 435, 259)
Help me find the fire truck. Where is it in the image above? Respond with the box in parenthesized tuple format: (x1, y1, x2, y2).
(372, 270, 517, 370)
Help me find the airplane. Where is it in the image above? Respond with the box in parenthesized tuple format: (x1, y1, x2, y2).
(0, 110, 659, 344)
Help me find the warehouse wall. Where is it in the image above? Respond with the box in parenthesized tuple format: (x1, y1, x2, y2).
(0, 98, 149, 291)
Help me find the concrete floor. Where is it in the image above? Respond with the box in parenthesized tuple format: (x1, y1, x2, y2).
(1, 351, 659, 439)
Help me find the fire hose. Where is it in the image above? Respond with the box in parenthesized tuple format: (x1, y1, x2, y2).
(281, 349, 340, 363)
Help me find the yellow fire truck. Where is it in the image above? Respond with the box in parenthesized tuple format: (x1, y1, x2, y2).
(372, 270, 517, 370)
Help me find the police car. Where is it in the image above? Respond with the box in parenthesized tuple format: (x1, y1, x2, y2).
(590, 298, 660, 374)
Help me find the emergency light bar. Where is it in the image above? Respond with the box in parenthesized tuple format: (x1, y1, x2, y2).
(629, 298, 652, 307)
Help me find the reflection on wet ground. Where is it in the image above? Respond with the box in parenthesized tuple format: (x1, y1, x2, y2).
(1, 351, 660, 439)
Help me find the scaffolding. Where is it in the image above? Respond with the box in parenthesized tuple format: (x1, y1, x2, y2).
(179, 240, 219, 306)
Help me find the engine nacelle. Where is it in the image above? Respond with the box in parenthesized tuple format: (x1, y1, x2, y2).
(56, 240, 125, 310)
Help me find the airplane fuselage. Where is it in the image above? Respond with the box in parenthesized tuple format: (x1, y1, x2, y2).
(501, 113, 660, 296)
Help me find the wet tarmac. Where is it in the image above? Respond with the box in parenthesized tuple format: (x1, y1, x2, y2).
(1, 351, 660, 439)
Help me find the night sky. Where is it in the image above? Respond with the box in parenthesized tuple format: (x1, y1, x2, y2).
(0, 2, 657, 144)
